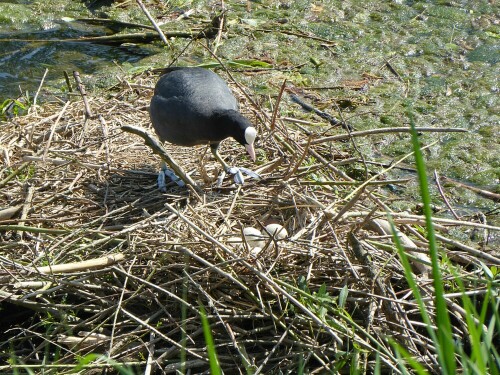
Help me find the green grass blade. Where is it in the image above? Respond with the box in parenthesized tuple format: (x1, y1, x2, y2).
(387, 216, 438, 350)
(199, 303, 221, 375)
(391, 338, 429, 375)
(406, 102, 456, 374)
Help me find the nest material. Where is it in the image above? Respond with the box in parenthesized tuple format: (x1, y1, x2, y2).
(0, 71, 498, 374)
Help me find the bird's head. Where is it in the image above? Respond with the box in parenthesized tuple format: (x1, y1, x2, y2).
(223, 111, 257, 162)
(243, 126, 257, 162)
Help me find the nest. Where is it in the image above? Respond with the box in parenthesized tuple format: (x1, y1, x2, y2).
(1, 70, 498, 374)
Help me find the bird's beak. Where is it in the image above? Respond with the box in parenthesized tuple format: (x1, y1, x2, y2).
(245, 144, 256, 162)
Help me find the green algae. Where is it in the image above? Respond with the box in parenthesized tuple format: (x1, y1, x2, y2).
(0, 3, 32, 28)
(467, 42, 500, 64)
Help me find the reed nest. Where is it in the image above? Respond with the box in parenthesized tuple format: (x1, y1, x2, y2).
(1, 70, 498, 374)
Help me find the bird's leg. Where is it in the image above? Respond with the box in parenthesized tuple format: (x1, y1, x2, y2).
(158, 161, 167, 192)
(210, 143, 230, 171)
(210, 143, 232, 186)
(210, 143, 260, 186)
(158, 160, 185, 191)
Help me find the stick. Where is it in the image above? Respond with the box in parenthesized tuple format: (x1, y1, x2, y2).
(17, 185, 35, 240)
(121, 125, 201, 191)
(31, 68, 49, 115)
(76, 17, 156, 31)
(2, 32, 194, 44)
(270, 79, 287, 131)
(0, 205, 23, 220)
(36, 253, 125, 274)
(212, 11, 225, 55)
(136, 0, 170, 46)
(73, 71, 93, 119)
(434, 234, 500, 265)
(304, 127, 468, 145)
(434, 170, 461, 220)
(441, 176, 500, 202)
(43, 101, 71, 161)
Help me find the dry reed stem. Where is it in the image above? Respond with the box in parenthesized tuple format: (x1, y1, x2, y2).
(0, 69, 498, 374)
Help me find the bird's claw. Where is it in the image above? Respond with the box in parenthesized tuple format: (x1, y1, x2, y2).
(217, 170, 226, 187)
(227, 167, 245, 185)
(158, 170, 167, 192)
(158, 168, 185, 191)
(238, 167, 261, 180)
(224, 167, 260, 185)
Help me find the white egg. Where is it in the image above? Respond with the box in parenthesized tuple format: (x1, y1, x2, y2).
(250, 247, 262, 257)
(227, 236, 244, 249)
(263, 224, 288, 240)
(242, 227, 265, 249)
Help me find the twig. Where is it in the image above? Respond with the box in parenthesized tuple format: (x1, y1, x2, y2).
(285, 135, 311, 179)
(136, 0, 170, 46)
(435, 234, 500, 265)
(73, 71, 93, 148)
(73, 71, 93, 119)
(16, 184, 35, 239)
(270, 79, 287, 131)
(1, 32, 201, 45)
(0, 362, 147, 371)
(301, 178, 411, 186)
(63, 71, 73, 92)
(0, 162, 30, 189)
(255, 28, 336, 44)
(212, 11, 225, 55)
(97, 114, 111, 172)
(304, 127, 468, 145)
(391, 213, 500, 231)
(0, 225, 69, 234)
(329, 186, 365, 225)
(43, 101, 70, 161)
(330, 96, 365, 177)
(0, 205, 23, 220)
(35, 253, 125, 274)
(76, 17, 156, 31)
(120, 125, 200, 191)
(144, 332, 156, 375)
(120, 307, 206, 360)
(344, 141, 438, 201)
(31, 68, 49, 115)
(434, 170, 460, 220)
(290, 94, 341, 127)
(440, 176, 500, 202)
(383, 58, 403, 81)
(254, 325, 290, 374)
(109, 257, 136, 356)
(0, 290, 62, 317)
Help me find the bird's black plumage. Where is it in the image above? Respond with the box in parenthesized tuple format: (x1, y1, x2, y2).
(150, 67, 254, 151)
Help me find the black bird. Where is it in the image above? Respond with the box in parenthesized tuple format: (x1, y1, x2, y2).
(150, 67, 258, 187)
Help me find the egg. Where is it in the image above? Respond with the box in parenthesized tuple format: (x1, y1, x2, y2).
(250, 247, 263, 257)
(242, 227, 265, 249)
(227, 236, 244, 249)
(263, 224, 288, 240)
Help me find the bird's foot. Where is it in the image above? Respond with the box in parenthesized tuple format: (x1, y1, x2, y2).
(158, 168, 186, 191)
(217, 167, 261, 187)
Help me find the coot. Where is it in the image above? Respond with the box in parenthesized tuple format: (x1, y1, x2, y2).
(150, 67, 258, 187)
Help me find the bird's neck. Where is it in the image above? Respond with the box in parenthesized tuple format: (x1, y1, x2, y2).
(211, 109, 245, 138)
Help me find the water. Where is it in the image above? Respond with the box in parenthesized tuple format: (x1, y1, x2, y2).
(0, 0, 152, 98)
